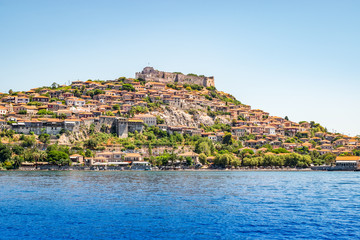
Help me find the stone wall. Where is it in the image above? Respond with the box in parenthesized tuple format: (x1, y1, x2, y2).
(98, 116, 117, 133)
(135, 67, 215, 87)
(116, 117, 128, 138)
(90, 117, 145, 139)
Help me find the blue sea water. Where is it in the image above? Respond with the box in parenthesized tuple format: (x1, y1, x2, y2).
(1, 171, 360, 240)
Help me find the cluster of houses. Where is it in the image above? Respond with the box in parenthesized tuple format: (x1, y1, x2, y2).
(230, 116, 360, 156)
(1, 68, 360, 168)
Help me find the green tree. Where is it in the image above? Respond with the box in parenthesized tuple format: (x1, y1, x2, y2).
(85, 149, 93, 158)
(39, 133, 51, 144)
(197, 142, 211, 156)
(222, 133, 233, 145)
(231, 157, 241, 167)
(105, 111, 114, 116)
(51, 82, 59, 89)
(242, 157, 260, 167)
(214, 153, 236, 167)
(94, 89, 105, 95)
(37, 109, 54, 116)
(12, 145, 24, 155)
(122, 84, 135, 92)
(156, 115, 165, 124)
(13, 156, 24, 169)
(88, 124, 95, 135)
(4, 130, 15, 138)
(199, 153, 207, 165)
(185, 156, 193, 166)
(271, 148, 289, 154)
(0, 143, 12, 163)
(21, 136, 36, 148)
(84, 138, 98, 150)
(2, 160, 13, 169)
(195, 138, 214, 156)
(112, 104, 120, 110)
(239, 149, 254, 160)
(47, 150, 70, 165)
(321, 153, 336, 165)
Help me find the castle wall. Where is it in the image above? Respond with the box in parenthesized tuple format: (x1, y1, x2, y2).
(136, 67, 215, 87)
(205, 77, 215, 87)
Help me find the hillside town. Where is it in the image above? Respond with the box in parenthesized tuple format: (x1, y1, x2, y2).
(0, 67, 359, 170)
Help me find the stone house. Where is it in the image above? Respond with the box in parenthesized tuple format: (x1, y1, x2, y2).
(134, 114, 157, 127)
(145, 82, 166, 90)
(32, 96, 49, 103)
(70, 154, 84, 165)
(128, 118, 144, 133)
(232, 126, 248, 137)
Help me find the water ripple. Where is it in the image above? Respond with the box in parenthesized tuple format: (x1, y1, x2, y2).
(0, 171, 360, 239)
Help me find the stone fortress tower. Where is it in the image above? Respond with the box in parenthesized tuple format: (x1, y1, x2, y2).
(135, 67, 215, 88)
(116, 117, 128, 138)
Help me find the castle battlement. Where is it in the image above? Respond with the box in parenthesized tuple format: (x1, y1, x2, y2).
(135, 67, 215, 88)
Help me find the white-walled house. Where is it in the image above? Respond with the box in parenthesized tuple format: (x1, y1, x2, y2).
(264, 126, 276, 135)
(0, 106, 8, 115)
(65, 97, 86, 107)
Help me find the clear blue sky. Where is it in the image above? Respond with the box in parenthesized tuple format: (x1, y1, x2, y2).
(1, 0, 359, 135)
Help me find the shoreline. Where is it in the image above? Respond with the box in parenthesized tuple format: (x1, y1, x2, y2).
(2, 168, 329, 172)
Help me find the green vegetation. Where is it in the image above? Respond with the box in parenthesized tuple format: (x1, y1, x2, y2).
(112, 104, 120, 110)
(201, 122, 231, 133)
(37, 109, 55, 116)
(310, 121, 327, 133)
(122, 84, 135, 92)
(47, 150, 70, 166)
(27, 102, 42, 106)
(183, 84, 203, 91)
(166, 83, 182, 90)
(86, 89, 105, 97)
(242, 153, 311, 168)
(187, 73, 198, 77)
(39, 133, 51, 144)
(130, 106, 149, 115)
(156, 116, 165, 124)
(206, 89, 241, 105)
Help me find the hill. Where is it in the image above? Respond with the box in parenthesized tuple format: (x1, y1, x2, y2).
(0, 67, 358, 170)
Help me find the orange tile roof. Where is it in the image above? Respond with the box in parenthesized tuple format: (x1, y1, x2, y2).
(336, 156, 360, 161)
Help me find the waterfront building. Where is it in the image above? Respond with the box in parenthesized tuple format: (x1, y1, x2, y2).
(335, 156, 360, 170)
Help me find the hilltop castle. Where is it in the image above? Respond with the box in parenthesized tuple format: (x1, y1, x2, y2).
(135, 67, 215, 88)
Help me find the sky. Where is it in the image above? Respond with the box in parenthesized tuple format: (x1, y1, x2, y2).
(0, 0, 359, 135)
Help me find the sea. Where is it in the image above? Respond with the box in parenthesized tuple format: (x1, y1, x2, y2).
(1, 171, 360, 240)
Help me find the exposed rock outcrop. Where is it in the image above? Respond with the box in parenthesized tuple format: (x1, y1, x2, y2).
(57, 128, 89, 145)
(151, 106, 231, 127)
